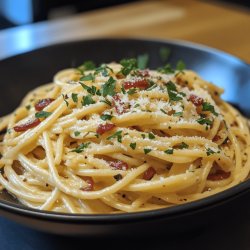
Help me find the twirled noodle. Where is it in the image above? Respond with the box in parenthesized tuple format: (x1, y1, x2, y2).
(0, 61, 250, 214)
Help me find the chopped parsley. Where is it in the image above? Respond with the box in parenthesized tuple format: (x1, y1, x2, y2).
(82, 95, 95, 106)
(137, 54, 149, 69)
(159, 47, 171, 62)
(100, 99, 112, 106)
(144, 148, 152, 154)
(176, 60, 186, 72)
(206, 148, 216, 156)
(196, 117, 213, 126)
(130, 142, 137, 150)
(80, 73, 94, 82)
(173, 111, 183, 117)
(158, 64, 175, 74)
(62, 94, 69, 106)
(95, 64, 113, 77)
(134, 103, 140, 108)
(107, 130, 122, 143)
(121, 85, 126, 94)
(120, 58, 137, 76)
(101, 77, 116, 97)
(71, 93, 78, 103)
(141, 134, 146, 139)
(77, 61, 96, 73)
(164, 148, 174, 154)
(74, 131, 81, 136)
(178, 142, 189, 149)
(202, 102, 219, 116)
(100, 114, 113, 121)
(114, 174, 123, 181)
(165, 81, 183, 101)
(25, 105, 31, 110)
(127, 88, 137, 95)
(160, 109, 167, 114)
(35, 111, 52, 118)
(148, 132, 155, 139)
(71, 142, 91, 153)
(146, 82, 157, 91)
(79, 83, 97, 95)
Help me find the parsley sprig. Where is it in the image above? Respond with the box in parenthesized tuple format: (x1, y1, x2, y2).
(71, 142, 91, 153)
(107, 130, 122, 143)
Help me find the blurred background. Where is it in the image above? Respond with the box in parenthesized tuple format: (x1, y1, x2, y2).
(0, 0, 249, 30)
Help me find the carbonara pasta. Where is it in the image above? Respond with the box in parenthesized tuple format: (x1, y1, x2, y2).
(0, 59, 249, 214)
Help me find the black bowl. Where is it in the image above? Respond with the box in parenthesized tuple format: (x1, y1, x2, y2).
(0, 38, 250, 242)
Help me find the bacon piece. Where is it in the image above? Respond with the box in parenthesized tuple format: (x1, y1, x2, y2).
(207, 170, 231, 181)
(109, 160, 128, 170)
(143, 167, 156, 180)
(13, 118, 41, 132)
(188, 94, 204, 106)
(123, 79, 149, 90)
(212, 135, 221, 142)
(35, 98, 55, 111)
(112, 94, 128, 115)
(96, 123, 115, 135)
(81, 177, 94, 191)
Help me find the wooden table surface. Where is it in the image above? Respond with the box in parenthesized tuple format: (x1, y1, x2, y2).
(0, 0, 249, 62)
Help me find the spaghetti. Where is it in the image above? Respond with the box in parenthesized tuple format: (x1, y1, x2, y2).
(0, 59, 249, 213)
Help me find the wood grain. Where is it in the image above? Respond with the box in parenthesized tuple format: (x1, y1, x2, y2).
(0, 0, 249, 62)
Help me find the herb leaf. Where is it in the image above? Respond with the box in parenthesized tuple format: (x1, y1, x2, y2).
(173, 111, 183, 117)
(80, 73, 94, 82)
(202, 102, 219, 116)
(148, 132, 155, 139)
(62, 94, 69, 106)
(164, 148, 174, 154)
(74, 131, 81, 136)
(71, 93, 78, 103)
(120, 58, 137, 76)
(159, 47, 171, 62)
(178, 142, 189, 149)
(35, 111, 52, 118)
(127, 88, 137, 95)
(101, 77, 116, 97)
(144, 148, 152, 154)
(107, 130, 122, 143)
(100, 99, 112, 106)
(196, 117, 213, 126)
(71, 142, 91, 153)
(176, 60, 186, 71)
(160, 109, 167, 114)
(137, 54, 149, 69)
(78, 61, 96, 73)
(130, 142, 137, 150)
(206, 148, 216, 156)
(100, 114, 113, 121)
(158, 64, 175, 74)
(165, 81, 183, 101)
(82, 95, 95, 106)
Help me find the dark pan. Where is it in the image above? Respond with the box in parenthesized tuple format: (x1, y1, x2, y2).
(0, 39, 250, 246)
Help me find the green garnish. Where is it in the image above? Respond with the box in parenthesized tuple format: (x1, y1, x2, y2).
(82, 95, 95, 106)
(79, 82, 97, 95)
(176, 60, 186, 72)
(165, 81, 183, 101)
(173, 111, 183, 117)
(95, 64, 113, 77)
(159, 47, 171, 62)
(206, 148, 216, 156)
(141, 134, 146, 139)
(71, 142, 91, 153)
(202, 102, 219, 116)
(74, 131, 81, 136)
(196, 117, 213, 126)
(71, 93, 78, 103)
(120, 58, 137, 76)
(62, 94, 69, 106)
(100, 99, 112, 106)
(121, 85, 126, 94)
(144, 148, 152, 154)
(101, 77, 116, 97)
(25, 105, 31, 110)
(178, 142, 189, 149)
(130, 142, 137, 150)
(160, 109, 167, 114)
(127, 88, 137, 95)
(77, 61, 96, 73)
(107, 130, 122, 143)
(134, 103, 140, 108)
(35, 111, 52, 118)
(148, 132, 155, 139)
(158, 64, 175, 74)
(80, 73, 94, 82)
(137, 54, 149, 69)
(100, 114, 113, 121)
(164, 148, 174, 154)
